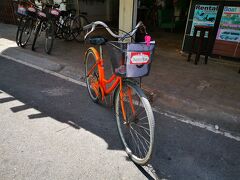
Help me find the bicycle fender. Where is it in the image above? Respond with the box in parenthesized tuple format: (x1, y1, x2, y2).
(84, 47, 100, 64)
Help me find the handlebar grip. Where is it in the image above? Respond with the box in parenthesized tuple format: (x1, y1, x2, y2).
(83, 23, 93, 31)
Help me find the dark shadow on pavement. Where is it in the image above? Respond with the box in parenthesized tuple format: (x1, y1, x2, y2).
(11, 104, 30, 113)
(28, 112, 48, 119)
(0, 97, 16, 103)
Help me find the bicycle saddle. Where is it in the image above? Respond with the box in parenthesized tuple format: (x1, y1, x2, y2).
(53, 4, 60, 8)
(89, 36, 108, 45)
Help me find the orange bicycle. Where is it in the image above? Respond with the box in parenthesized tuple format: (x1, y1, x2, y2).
(83, 21, 155, 165)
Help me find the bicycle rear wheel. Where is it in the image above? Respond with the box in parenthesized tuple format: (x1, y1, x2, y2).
(73, 15, 89, 42)
(115, 81, 155, 165)
(84, 49, 101, 103)
(45, 20, 55, 54)
(32, 20, 42, 51)
(62, 17, 75, 41)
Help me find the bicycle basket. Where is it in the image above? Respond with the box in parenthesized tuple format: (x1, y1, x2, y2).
(107, 41, 155, 78)
(17, 5, 27, 16)
(50, 9, 60, 17)
(37, 11, 47, 20)
(26, 7, 37, 17)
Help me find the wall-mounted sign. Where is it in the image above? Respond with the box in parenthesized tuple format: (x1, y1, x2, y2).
(190, 5, 218, 37)
(213, 6, 240, 58)
(216, 6, 240, 43)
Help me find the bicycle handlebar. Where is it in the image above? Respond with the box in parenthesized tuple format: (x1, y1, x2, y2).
(83, 23, 93, 31)
(83, 21, 145, 40)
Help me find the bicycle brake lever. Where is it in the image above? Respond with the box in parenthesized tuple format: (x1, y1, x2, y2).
(84, 25, 95, 40)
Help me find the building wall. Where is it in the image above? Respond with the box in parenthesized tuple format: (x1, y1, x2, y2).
(0, 0, 16, 24)
(53, 0, 116, 21)
(79, 0, 107, 21)
(78, 0, 115, 22)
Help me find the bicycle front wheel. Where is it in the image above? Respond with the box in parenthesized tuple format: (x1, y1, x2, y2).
(115, 81, 155, 165)
(16, 16, 25, 46)
(32, 20, 41, 51)
(19, 17, 33, 48)
(45, 20, 55, 54)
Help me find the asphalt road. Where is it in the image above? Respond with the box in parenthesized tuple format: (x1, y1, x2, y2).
(0, 56, 239, 180)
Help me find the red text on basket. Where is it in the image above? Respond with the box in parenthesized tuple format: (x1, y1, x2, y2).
(129, 52, 150, 64)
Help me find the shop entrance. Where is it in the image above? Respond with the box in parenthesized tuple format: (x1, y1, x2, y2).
(137, 0, 191, 51)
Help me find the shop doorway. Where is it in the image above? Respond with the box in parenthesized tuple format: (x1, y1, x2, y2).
(137, 0, 191, 51)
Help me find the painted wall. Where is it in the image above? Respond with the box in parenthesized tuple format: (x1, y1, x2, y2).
(119, 0, 137, 40)
(53, 0, 115, 21)
(79, 0, 112, 21)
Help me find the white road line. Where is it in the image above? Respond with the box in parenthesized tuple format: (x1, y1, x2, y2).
(1, 54, 240, 142)
(154, 108, 240, 142)
(0, 54, 87, 87)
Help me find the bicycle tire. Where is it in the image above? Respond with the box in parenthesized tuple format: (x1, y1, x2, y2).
(84, 48, 101, 103)
(19, 17, 33, 48)
(32, 20, 42, 51)
(73, 15, 89, 42)
(16, 17, 25, 46)
(62, 17, 75, 41)
(115, 81, 155, 165)
(45, 20, 55, 54)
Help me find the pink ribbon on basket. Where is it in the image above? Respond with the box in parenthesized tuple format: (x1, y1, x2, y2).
(145, 35, 151, 46)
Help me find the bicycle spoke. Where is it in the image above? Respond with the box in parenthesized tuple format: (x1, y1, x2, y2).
(130, 126, 150, 146)
(133, 129, 148, 155)
(130, 126, 148, 157)
(138, 115, 148, 122)
(135, 124, 150, 136)
(138, 122, 150, 125)
(129, 127, 143, 158)
(129, 128, 138, 156)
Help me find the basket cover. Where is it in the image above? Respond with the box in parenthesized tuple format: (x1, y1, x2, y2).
(126, 43, 155, 77)
(108, 41, 155, 78)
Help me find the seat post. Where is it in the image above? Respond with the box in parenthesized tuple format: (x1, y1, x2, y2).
(99, 45, 103, 59)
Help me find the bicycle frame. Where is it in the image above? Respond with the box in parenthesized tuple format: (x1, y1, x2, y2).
(86, 47, 121, 100)
(86, 46, 136, 121)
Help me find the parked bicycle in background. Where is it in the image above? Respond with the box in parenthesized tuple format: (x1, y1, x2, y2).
(31, 2, 75, 54)
(15, 0, 39, 47)
(15, 0, 89, 54)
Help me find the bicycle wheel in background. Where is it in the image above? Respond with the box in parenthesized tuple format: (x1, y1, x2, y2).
(32, 20, 42, 51)
(45, 20, 55, 54)
(19, 17, 33, 48)
(84, 49, 101, 103)
(73, 15, 89, 42)
(115, 81, 155, 165)
(62, 17, 75, 41)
